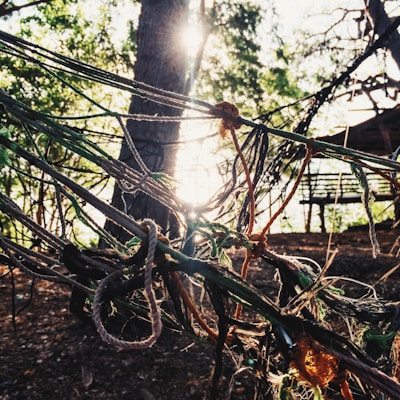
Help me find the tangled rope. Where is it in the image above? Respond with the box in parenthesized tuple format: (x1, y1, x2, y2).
(3, 29, 400, 399)
(92, 219, 162, 350)
(215, 101, 255, 234)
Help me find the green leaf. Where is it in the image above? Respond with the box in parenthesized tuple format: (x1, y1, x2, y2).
(125, 236, 142, 251)
(217, 248, 232, 269)
(0, 148, 10, 170)
(0, 127, 11, 138)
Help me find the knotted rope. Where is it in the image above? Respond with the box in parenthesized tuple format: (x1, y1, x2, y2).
(215, 102, 264, 320)
(92, 219, 162, 350)
(215, 102, 256, 237)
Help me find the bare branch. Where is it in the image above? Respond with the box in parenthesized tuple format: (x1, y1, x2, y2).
(0, 0, 53, 18)
(365, 0, 400, 69)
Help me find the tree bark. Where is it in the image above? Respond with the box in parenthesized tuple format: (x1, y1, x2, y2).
(365, 0, 400, 70)
(104, 0, 190, 245)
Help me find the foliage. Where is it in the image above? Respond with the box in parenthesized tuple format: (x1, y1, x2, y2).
(263, 46, 306, 107)
(195, 1, 305, 118)
(1, 2, 400, 398)
(210, 1, 264, 107)
(194, 2, 257, 109)
(0, 0, 134, 238)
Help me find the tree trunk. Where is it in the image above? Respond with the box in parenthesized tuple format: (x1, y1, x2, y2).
(104, 0, 190, 245)
(365, 0, 400, 70)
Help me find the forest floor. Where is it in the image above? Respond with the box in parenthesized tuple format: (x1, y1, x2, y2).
(1, 227, 400, 400)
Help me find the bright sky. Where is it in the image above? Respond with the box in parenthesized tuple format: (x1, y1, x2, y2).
(175, 0, 400, 232)
(175, 1, 339, 208)
(4, 1, 399, 232)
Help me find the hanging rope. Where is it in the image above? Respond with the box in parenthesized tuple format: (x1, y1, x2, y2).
(260, 142, 314, 236)
(170, 271, 220, 344)
(92, 219, 162, 350)
(214, 102, 269, 321)
(352, 164, 381, 258)
(2, 28, 400, 399)
(214, 101, 255, 235)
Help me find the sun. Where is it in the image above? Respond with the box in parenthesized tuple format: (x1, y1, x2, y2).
(178, 23, 205, 57)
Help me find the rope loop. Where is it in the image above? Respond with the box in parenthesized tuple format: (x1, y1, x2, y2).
(92, 218, 162, 350)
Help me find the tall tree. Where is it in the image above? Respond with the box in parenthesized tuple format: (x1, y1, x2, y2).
(1, 0, 268, 244)
(103, 0, 271, 244)
(104, 0, 190, 244)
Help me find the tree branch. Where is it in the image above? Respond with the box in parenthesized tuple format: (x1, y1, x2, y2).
(0, 0, 53, 18)
(295, 14, 400, 135)
(365, 0, 400, 69)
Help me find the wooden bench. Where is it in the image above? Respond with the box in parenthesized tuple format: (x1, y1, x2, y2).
(299, 172, 394, 232)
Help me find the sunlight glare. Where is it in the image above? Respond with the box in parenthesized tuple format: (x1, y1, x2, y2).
(179, 24, 204, 57)
(175, 120, 223, 208)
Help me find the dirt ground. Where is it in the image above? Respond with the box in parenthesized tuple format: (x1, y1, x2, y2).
(1, 228, 400, 400)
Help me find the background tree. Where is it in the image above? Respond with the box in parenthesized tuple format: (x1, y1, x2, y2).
(1, 0, 273, 244)
(104, 0, 190, 243)
(365, 0, 400, 67)
(2, 0, 399, 239)
(104, 0, 278, 244)
(0, 0, 135, 244)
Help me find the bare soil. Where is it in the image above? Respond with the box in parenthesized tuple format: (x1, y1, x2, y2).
(1, 229, 400, 400)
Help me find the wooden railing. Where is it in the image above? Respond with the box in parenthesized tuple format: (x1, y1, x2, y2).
(299, 172, 395, 232)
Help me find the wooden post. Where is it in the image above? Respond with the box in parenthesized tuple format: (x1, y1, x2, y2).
(305, 203, 312, 233)
(319, 203, 326, 233)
